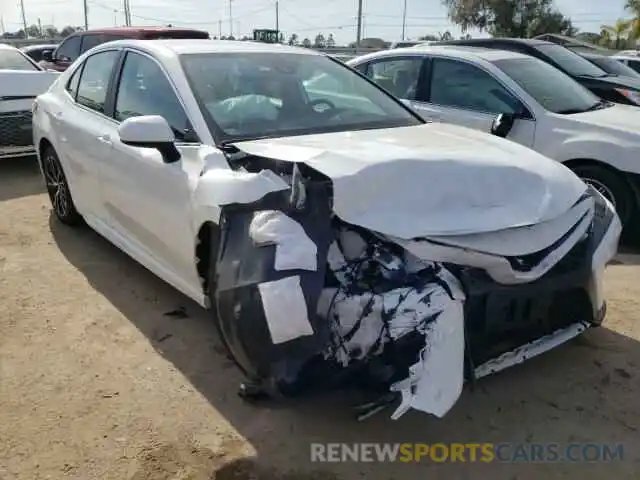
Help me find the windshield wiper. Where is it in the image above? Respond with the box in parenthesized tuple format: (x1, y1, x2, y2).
(585, 99, 612, 111)
(556, 99, 611, 115)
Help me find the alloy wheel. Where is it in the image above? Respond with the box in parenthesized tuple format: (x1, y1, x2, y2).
(43, 151, 70, 219)
(581, 177, 616, 208)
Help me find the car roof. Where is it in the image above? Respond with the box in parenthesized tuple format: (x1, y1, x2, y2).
(74, 26, 209, 35)
(612, 54, 640, 61)
(94, 39, 323, 57)
(359, 44, 531, 63)
(436, 37, 552, 47)
(21, 44, 58, 51)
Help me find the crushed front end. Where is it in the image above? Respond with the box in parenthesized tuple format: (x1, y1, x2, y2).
(209, 151, 621, 420)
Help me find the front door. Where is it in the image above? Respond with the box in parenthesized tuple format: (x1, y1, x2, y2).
(415, 57, 536, 147)
(100, 50, 201, 284)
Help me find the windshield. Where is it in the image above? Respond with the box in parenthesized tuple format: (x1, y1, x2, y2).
(0, 48, 40, 71)
(181, 52, 421, 143)
(536, 44, 607, 78)
(494, 57, 602, 114)
(589, 56, 640, 77)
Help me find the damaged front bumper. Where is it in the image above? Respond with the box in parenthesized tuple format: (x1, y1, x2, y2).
(212, 175, 620, 420)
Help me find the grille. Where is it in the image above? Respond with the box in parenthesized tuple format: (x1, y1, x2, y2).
(459, 267, 593, 367)
(0, 110, 33, 148)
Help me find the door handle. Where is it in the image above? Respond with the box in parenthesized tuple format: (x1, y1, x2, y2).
(97, 134, 112, 145)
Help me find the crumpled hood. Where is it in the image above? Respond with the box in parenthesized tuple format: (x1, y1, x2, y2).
(234, 123, 587, 238)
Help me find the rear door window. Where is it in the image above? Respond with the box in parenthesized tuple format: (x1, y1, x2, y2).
(363, 57, 424, 100)
(75, 50, 120, 114)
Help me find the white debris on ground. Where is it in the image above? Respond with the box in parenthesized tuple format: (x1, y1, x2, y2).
(316, 224, 467, 418)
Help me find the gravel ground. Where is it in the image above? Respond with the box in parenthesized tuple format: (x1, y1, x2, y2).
(1, 157, 639, 480)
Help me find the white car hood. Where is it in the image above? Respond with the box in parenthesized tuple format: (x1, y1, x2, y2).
(566, 103, 640, 135)
(234, 123, 587, 238)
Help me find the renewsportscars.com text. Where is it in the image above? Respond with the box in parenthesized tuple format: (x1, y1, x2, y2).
(310, 442, 624, 463)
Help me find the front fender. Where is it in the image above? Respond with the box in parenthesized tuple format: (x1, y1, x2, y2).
(550, 132, 639, 175)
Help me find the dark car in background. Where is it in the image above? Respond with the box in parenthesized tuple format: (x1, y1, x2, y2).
(20, 44, 58, 63)
(581, 52, 640, 78)
(435, 38, 640, 107)
(39, 26, 210, 72)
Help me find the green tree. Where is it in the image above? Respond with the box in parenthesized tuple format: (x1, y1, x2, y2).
(326, 33, 336, 47)
(441, 0, 574, 38)
(302, 37, 312, 48)
(625, 0, 640, 39)
(60, 26, 78, 38)
(601, 18, 632, 49)
(26, 24, 41, 38)
(313, 33, 326, 47)
(288, 33, 299, 45)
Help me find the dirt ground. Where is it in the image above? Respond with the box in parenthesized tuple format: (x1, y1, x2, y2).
(1, 158, 639, 480)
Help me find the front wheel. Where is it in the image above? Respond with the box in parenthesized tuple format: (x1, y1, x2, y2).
(41, 146, 83, 226)
(572, 164, 636, 230)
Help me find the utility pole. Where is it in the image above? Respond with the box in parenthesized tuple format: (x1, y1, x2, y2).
(275, 1, 279, 37)
(19, 0, 28, 36)
(229, 0, 233, 37)
(38, 17, 43, 37)
(0, 15, 5, 36)
(356, 0, 363, 47)
(401, 0, 407, 41)
(83, 0, 89, 30)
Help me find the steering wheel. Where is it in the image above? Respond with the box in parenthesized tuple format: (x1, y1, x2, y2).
(310, 98, 336, 113)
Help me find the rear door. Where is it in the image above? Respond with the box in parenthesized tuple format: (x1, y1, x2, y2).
(50, 49, 122, 218)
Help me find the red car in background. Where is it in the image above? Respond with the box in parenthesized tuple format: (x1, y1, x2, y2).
(39, 26, 210, 72)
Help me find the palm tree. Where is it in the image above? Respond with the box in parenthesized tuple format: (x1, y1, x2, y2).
(601, 18, 632, 49)
(625, 0, 640, 40)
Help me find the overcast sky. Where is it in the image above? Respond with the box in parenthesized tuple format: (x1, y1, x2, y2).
(0, 0, 630, 43)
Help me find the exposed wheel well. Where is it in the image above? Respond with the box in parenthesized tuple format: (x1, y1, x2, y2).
(195, 221, 221, 297)
(38, 138, 54, 167)
(38, 138, 53, 157)
(563, 157, 639, 197)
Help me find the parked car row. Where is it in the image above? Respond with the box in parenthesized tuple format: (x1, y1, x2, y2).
(21, 37, 621, 421)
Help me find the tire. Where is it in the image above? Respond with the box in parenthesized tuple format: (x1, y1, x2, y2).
(571, 164, 636, 229)
(41, 146, 83, 226)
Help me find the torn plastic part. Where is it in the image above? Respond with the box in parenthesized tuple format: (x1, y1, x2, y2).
(258, 275, 315, 344)
(249, 210, 318, 271)
(289, 163, 306, 210)
(319, 224, 466, 419)
(388, 206, 593, 286)
(390, 299, 465, 419)
(195, 168, 289, 214)
(474, 321, 589, 379)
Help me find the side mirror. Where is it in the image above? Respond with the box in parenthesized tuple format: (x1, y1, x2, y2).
(42, 50, 54, 62)
(118, 115, 181, 163)
(490, 113, 515, 138)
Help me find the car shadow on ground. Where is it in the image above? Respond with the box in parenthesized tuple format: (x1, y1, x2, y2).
(0, 156, 43, 202)
(49, 216, 640, 478)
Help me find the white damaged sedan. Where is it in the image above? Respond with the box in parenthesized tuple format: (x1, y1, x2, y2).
(33, 40, 621, 420)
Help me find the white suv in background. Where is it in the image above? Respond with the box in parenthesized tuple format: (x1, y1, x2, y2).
(348, 46, 640, 234)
